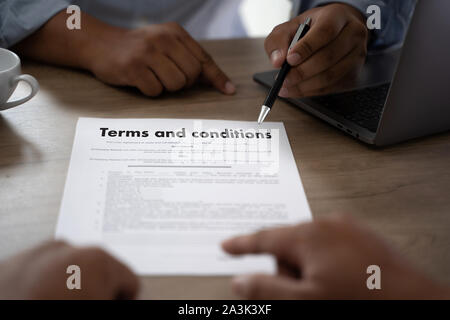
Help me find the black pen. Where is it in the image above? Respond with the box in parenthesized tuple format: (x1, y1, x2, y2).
(257, 17, 311, 124)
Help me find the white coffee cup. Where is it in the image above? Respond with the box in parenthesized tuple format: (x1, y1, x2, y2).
(0, 48, 39, 111)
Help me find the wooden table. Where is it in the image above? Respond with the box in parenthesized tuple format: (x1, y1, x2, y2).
(1, 38, 449, 299)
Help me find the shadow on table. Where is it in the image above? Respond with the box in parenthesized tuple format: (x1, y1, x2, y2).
(33, 63, 217, 115)
(0, 116, 42, 168)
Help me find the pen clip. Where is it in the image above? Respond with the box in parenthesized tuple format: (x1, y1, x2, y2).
(288, 17, 311, 51)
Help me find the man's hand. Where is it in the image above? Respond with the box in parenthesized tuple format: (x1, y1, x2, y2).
(222, 216, 450, 300)
(0, 241, 139, 299)
(89, 22, 236, 97)
(14, 12, 235, 97)
(265, 3, 368, 98)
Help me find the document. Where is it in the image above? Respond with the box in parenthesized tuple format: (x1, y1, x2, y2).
(56, 118, 311, 275)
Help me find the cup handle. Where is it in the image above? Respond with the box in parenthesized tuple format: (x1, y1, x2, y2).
(1, 74, 40, 110)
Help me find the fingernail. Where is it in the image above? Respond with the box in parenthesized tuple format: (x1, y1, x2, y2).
(232, 275, 251, 297)
(270, 50, 282, 65)
(287, 53, 301, 66)
(225, 81, 236, 95)
(279, 87, 289, 97)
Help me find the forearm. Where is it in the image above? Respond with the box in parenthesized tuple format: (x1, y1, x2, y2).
(11, 9, 234, 96)
(12, 10, 126, 71)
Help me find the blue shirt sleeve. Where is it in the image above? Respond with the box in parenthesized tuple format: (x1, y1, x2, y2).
(296, 0, 417, 50)
(0, 0, 71, 48)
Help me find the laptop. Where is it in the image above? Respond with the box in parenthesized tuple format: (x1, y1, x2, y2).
(253, 0, 450, 146)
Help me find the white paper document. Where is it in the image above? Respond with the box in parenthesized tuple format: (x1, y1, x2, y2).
(56, 118, 311, 275)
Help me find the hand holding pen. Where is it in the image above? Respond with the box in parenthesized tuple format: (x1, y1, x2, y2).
(258, 17, 311, 124)
(258, 4, 369, 123)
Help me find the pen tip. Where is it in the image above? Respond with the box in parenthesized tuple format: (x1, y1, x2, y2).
(257, 105, 270, 124)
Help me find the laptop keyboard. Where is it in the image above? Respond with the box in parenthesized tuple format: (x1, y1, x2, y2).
(310, 83, 391, 132)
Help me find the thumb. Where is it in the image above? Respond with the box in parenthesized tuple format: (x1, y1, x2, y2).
(231, 274, 306, 300)
(264, 20, 300, 68)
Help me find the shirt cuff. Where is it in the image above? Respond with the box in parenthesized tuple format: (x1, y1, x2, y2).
(308, 0, 386, 16)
